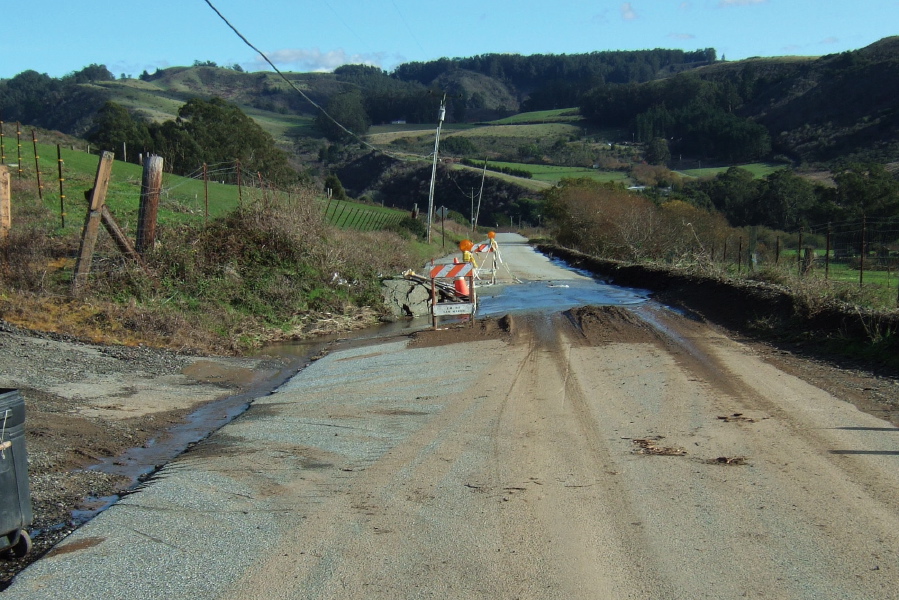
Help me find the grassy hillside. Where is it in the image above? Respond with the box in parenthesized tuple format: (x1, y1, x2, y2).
(692, 38, 899, 165)
(12, 142, 406, 239)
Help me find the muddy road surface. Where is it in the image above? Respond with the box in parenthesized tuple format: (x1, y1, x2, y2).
(6, 234, 899, 599)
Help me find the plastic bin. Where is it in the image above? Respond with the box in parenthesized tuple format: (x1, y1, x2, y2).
(0, 389, 32, 558)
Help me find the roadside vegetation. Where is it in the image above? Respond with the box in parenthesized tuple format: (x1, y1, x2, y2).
(0, 148, 433, 354)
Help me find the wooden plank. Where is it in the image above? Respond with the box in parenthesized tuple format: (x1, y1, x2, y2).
(72, 152, 114, 293)
(101, 205, 145, 268)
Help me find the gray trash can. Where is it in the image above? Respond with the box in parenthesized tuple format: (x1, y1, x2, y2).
(0, 389, 32, 558)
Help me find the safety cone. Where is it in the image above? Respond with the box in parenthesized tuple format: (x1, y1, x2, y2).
(454, 275, 469, 296)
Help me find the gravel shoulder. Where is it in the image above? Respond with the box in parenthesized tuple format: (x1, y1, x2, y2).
(0, 322, 289, 585)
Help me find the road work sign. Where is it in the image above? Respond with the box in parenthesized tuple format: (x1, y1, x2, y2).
(429, 262, 474, 279)
(433, 302, 475, 316)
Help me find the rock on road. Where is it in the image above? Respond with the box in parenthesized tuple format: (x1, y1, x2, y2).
(7, 234, 899, 599)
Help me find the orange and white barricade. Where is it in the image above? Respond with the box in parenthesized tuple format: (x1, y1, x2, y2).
(429, 261, 476, 328)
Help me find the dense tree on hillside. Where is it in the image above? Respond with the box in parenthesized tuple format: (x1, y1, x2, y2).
(87, 101, 152, 156)
(150, 97, 296, 183)
(828, 163, 899, 221)
(391, 49, 718, 114)
(0, 69, 108, 134)
(68, 64, 114, 84)
(582, 73, 770, 162)
(316, 90, 370, 141)
(645, 137, 671, 166)
(333, 64, 433, 124)
(393, 49, 716, 91)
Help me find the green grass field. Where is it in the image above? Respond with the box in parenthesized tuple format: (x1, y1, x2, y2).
(489, 108, 581, 125)
(484, 161, 630, 185)
(678, 162, 790, 179)
(450, 122, 583, 139)
(8, 143, 405, 235)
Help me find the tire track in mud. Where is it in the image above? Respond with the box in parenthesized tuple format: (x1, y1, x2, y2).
(487, 313, 673, 598)
(564, 304, 899, 598)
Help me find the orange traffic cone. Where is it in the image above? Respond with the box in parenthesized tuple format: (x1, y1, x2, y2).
(454, 276, 469, 296)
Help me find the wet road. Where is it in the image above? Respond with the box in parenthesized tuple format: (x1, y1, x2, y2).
(6, 234, 899, 599)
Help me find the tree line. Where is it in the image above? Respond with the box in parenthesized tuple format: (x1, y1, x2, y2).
(657, 163, 899, 232)
(88, 98, 298, 184)
(580, 72, 771, 163)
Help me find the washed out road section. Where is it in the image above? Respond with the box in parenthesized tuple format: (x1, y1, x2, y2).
(6, 235, 899, 599)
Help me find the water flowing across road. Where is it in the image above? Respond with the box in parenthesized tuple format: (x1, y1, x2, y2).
(8, 234, 899, 599)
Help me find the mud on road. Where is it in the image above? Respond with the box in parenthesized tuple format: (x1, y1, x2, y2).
(3, 301, 899, 597)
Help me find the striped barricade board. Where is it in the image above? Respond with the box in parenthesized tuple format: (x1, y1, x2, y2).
(429, 262, 474, 279)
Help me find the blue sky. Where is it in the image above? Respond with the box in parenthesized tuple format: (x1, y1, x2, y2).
(3, 1, 898, 79)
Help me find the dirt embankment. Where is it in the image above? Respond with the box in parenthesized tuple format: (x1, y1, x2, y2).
(536, 243, 899, 352)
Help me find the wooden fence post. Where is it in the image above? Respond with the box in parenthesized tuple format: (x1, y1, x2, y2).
(15, 123, 23, 177)
(236, 159, 242, 206)
(860, 215, 866, 288)
(137, 155, 163, 254)
(57, 145, 66, 228)
(203, 162, 209, 226)
(72, 151, 115, 293)
(31, 130, 43, 200)
(0, 165, 10, 240)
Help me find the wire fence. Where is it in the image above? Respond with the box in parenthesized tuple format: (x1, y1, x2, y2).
(0, 131, 407, 235)
(687, 220, 899, 308)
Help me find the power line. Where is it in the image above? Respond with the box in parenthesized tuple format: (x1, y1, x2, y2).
(203, 0, 380, 154)
(391, 1, 427, 57)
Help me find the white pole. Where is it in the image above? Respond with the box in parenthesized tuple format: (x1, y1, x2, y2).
(474, 157, 487, 231)
(426, 95, 446, 244)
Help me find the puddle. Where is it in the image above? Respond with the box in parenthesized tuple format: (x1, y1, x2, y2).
(477, 277, 648, 317)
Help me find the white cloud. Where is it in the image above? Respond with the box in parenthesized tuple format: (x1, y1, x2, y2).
(679, 2, 691, 10)
(718, 0, 767, 6)
(253, 48, 384, 73)
(621, 2, 638, 20)
(820, 36, 839, 45)
(669, 33, 696, 40)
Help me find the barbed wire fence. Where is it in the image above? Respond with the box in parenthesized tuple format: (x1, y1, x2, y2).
(1, 139, 409, 287)
(681, 219, 899, 309)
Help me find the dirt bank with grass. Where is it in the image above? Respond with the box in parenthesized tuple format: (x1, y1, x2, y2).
(536, 242, 899, 365)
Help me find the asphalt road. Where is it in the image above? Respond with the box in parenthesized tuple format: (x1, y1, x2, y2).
(6, 234, 899, 599)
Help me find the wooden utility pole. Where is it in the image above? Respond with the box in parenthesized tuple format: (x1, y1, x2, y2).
(0, 165, 10, 240)
(72, 152, 115, 293)
(136, 155, 163, 254)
